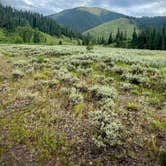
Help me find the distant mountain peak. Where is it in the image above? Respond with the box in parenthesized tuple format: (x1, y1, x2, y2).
(75, 6, 110, 16)
(49, 7, 126, 32)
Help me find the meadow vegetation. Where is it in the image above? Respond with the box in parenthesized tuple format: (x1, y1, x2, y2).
(0, 45, 165, 165)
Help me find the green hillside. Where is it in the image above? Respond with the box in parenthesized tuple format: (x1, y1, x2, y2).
(0, 4, 80, 40)
(0, 28, 77, 45)
(49, 7, 126, 32)
(83, 18, 139, 39)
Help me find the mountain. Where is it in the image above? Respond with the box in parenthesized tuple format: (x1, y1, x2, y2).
(49, 7, 127, 32)
(135, 17, 166, 29)
(83, 18, 139, 39)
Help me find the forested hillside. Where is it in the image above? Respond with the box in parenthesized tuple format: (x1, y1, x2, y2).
(136, 17, 166, 29)
(87, 25, 166, 50)
(0, 4, 165, 50)
(0, 4, 81, 42)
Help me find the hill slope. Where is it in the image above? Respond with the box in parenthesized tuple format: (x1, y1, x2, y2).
(0, 4, 79, 39)
(0, 27, 77, 45)
(49, 7, 126, 32)
(136, 16, 166, 29)
(83, 18, 139, 39)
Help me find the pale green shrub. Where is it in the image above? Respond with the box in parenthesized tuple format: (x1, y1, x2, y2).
(13, 60, 28, 67)
(121, 73, 149, 85)
(70, 59, 93, 67)
(98, 98, 115, 112)
(55, 68, 79, 83)
(12, 70, 25, 79)
(74, 81, 89, 93)
(77, 67, 93, 76)
(130, 64, 144, 75)
(69, 88, 84, 105)
(60, 87, 70, 95)
(94, 75, 106, 82)
(111, 66, 124, 75)
(90, 85, 118, 101)
(120, 82, 133, 91)
(103, 77, 114, 84)
(40, 79, 59, 88)
(103, 58, 115, 67)
(89, 110, 123, 148)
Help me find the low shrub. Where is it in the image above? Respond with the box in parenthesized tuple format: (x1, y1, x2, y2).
(90, 85, 118, 101)
(13, 60, 28, 67)
(130, 64, 144, 75)
(77, 67, 93, 76)
(40, 79, 59, 88)
(98, 98, 115, 112)
(74, 81, 88, 93)
(12, 70, 25, 79)
(111, 66, 124, 75)
(121, 73, 149, 86)
(120, 82, 133, 92)
(103, 77, 114, 84)
(55, 68, 79, 83)
(89, 110, 124, 148)
(103, 58, 115, 67)
(69, 88, 84, 105)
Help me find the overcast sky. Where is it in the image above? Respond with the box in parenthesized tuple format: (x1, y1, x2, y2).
(1, 0, 166, 16)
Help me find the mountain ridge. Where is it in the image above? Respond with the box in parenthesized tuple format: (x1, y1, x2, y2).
(49, 7, 127, 32)
(49, 6, 166, 35)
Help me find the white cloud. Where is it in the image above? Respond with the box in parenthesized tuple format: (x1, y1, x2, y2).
(1, 0, 166, 16)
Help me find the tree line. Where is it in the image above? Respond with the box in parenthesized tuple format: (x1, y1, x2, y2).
(83, 26, 166, 50)
(131, 27, 166, 50)
(0, 4, 81, 39)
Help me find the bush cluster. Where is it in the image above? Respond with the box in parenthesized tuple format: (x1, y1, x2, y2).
(90, 85, 118, 101)
(69, 88, 84, 105)
(89, 110, 123, 148)
(88, 85, 124, 148)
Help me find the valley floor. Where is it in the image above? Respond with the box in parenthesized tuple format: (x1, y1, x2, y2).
(0, 45, 166, 166)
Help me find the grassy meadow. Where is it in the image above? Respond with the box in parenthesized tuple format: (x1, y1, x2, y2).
(0, 45, 166, 165)
(83, 18, 139, 40)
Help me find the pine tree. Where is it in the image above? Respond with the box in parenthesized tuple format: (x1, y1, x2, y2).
(115, 28, 121, 47)
(131, 28, 138, 48)
(33, 29, 40, 43)
(101, 36, 106, 45)
(137, 31, 147, 49)
(108, 32, 113, 44)
(161, 25, 166, 50)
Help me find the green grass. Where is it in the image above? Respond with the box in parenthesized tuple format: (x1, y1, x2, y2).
(0, 28, 77, 45)
(83, 18, 139, 39)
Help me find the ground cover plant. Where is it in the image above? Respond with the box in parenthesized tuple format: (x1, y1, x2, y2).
(0, 44, 166, 165)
